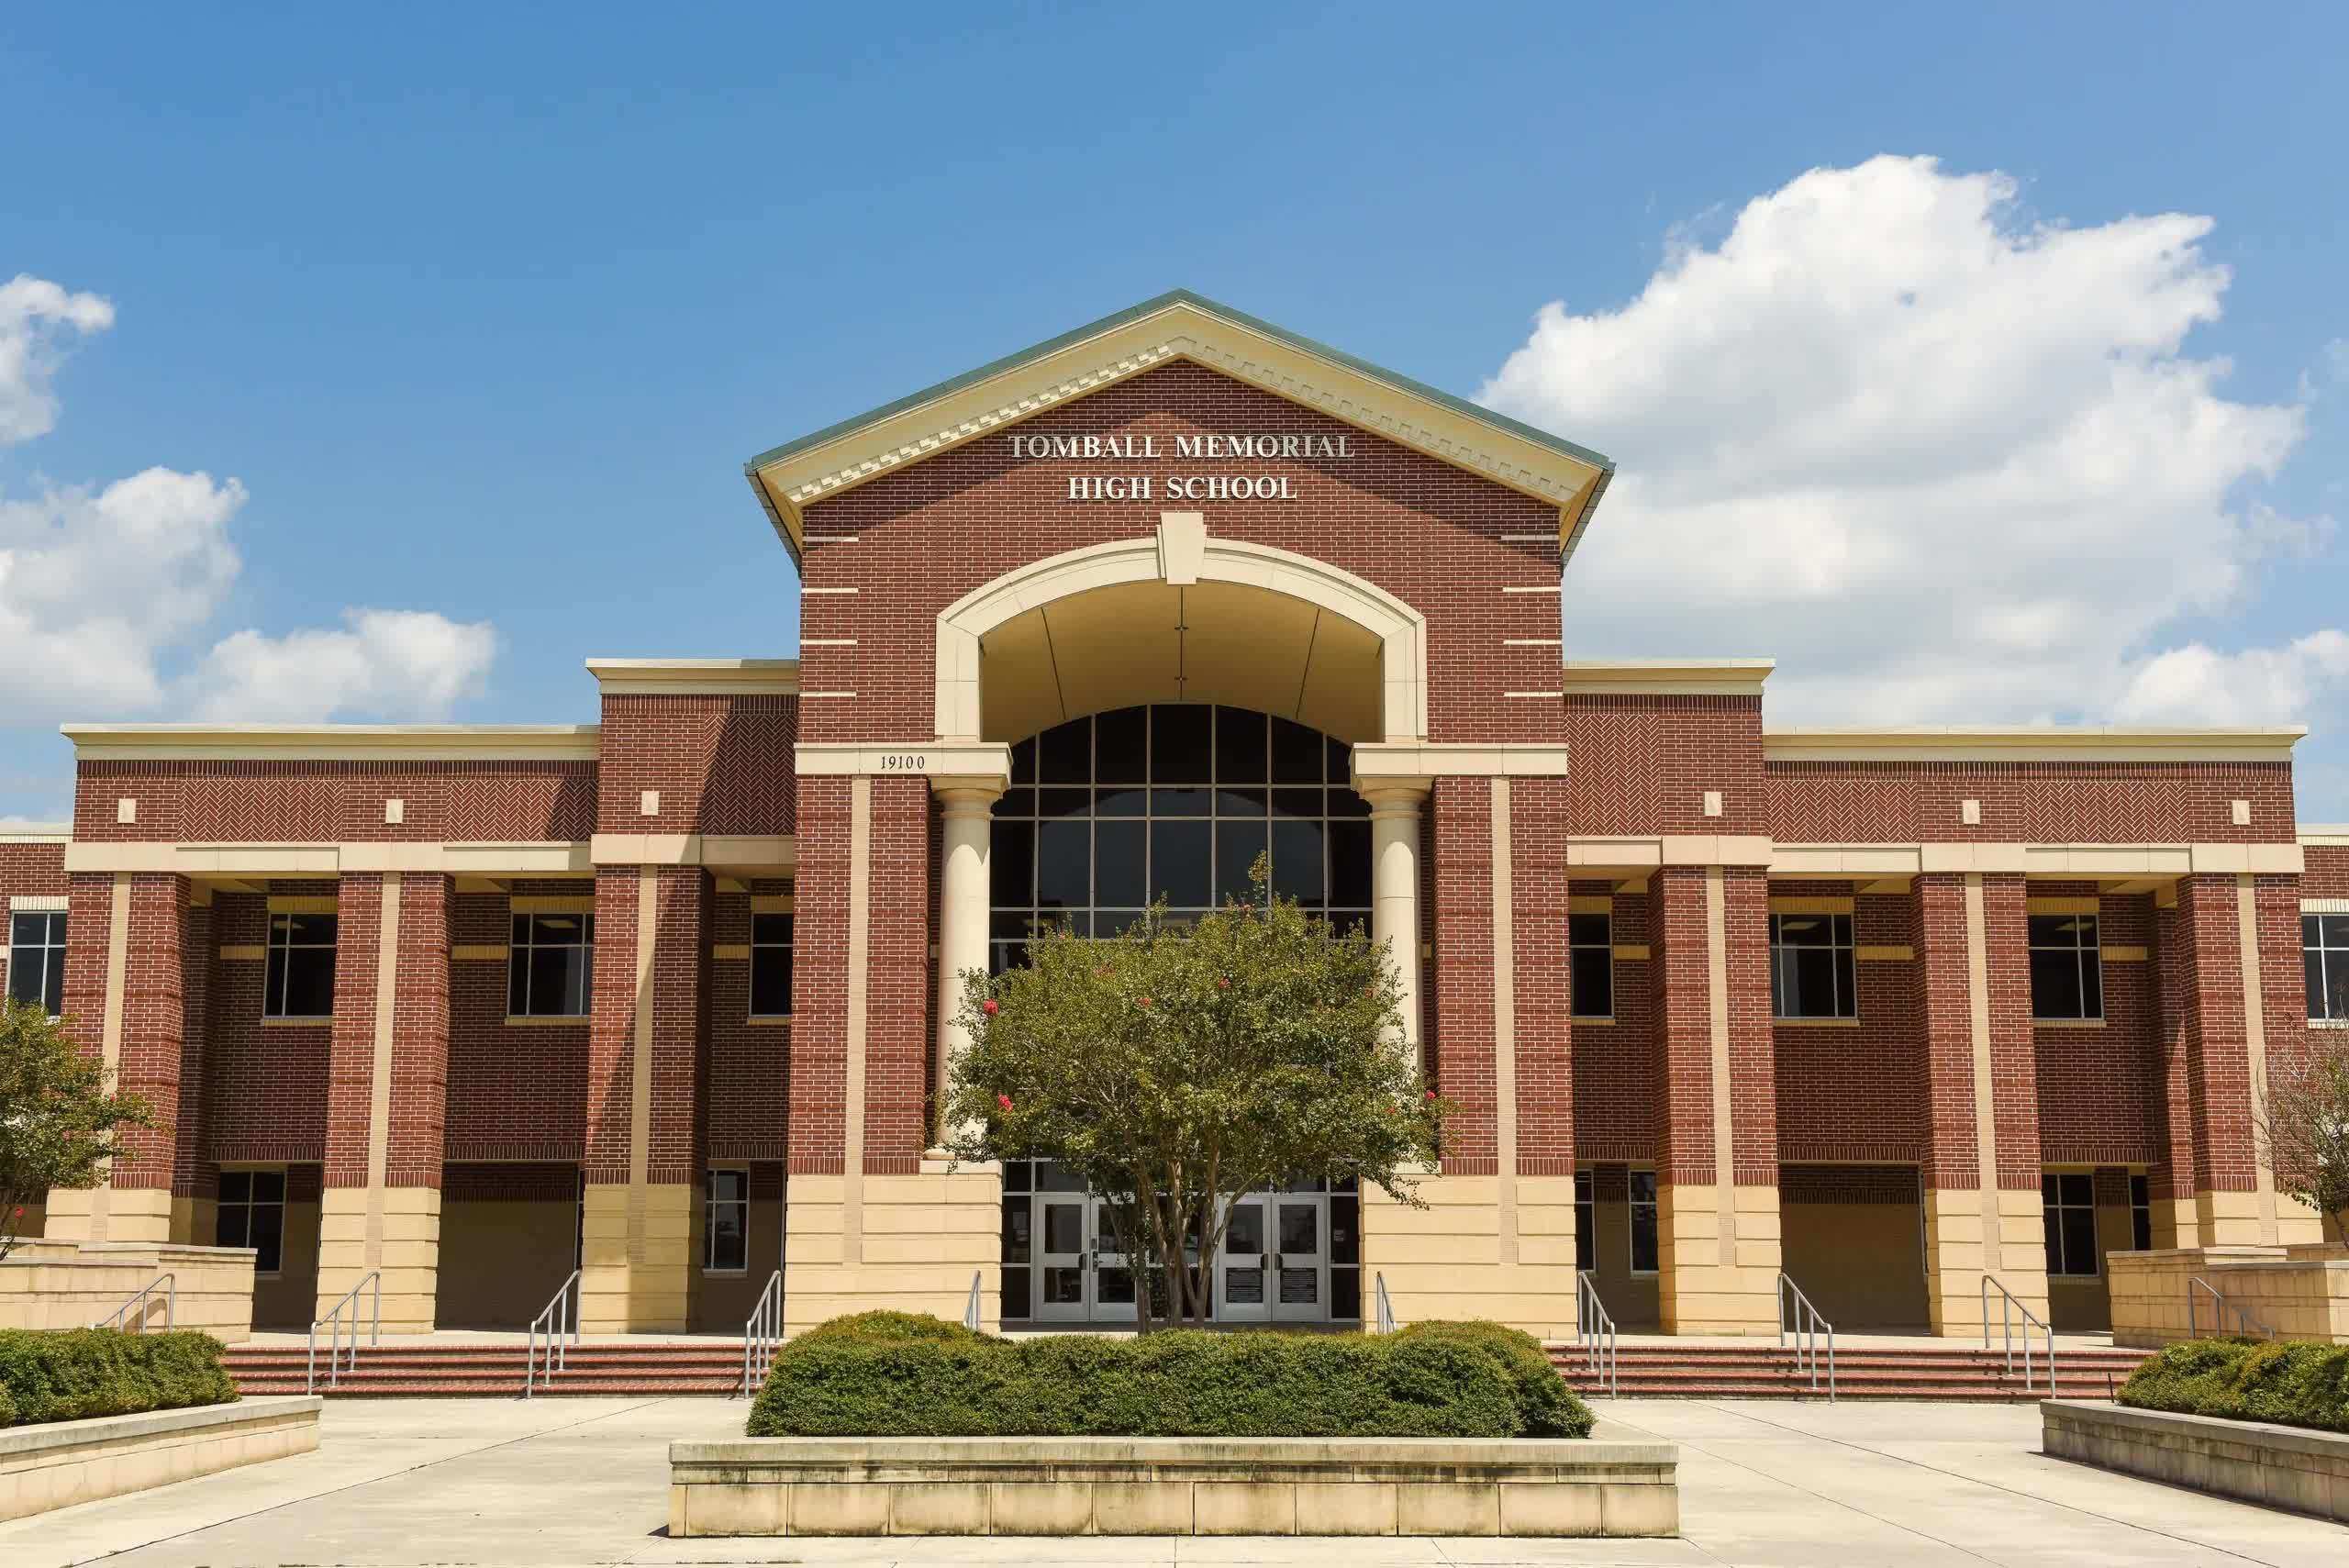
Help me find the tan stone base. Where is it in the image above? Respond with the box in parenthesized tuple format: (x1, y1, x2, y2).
(41, 1186, 175, 1246)
(668, 1436, 1680, 1539)
(2109, 1245, 2349, 1346)
(782, 1169, 1001, 1336)
(580, 1182, 697, 1333)
(1922, 1185, 2049, 1337)
(317, 1186, 443, 1333)
(2043, 1399, 2349, 1523)
(1362, 1174, 1582, 1337)
(0, 1396, 320, 1522)
(1656, 1184, 1780, 1336)
(0, 1238, 256, 1340)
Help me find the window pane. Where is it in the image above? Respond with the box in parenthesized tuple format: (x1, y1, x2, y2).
(2324, 914, 2349, 947)
(1039, 717, 1091, 784)
(2060, 1207, 2098, 1276)
(1568, 913, 1610, 948)
(1776, 915, 1830, 947)
(2032, 948, 2083, 1019)
(2331, 954, 2349, 1023)
(1790, 946, 1838, 1018)
(1270, 717, 1321, 783)
(1216, 706, 1266, 783)
(1328, 821, 1372, 908)
(6, 948, 40, 1006)
(1571, 946, 1613, 1018)
(1630, 1203, 1658, 1273)
(266, 946, 288, 1016)
(529, 947, 575, 1017)
(1215, 819, 1267, 907)
(40, 957, 61, 1016)
(287, 913, 338, 946)
(1094, 820, 1146, 908)
(10, 913, 41, 946)
(1151, 819, 1211, 908)
(2028, 914, 2076, 949)
(2312, 949, 2332, 1020)
(284, 948, 336, 1018)
(508, 952, 531, 1016)
(252, 1206, 284, 1274)
(218, 1170, 251, 1204)
(1270, 818, 1324, 907)
(991, 820, 1034, 908)
(1152, 786, 1209, 817)
(1834, 945, 1856, 1017)
(751, 946, 793, 1016)
(2058, 1173, 2093, 1207)
(1270, 787, 1319, 820)
(217, 1206, 250, 1249)
(1152, 706, 1210, 783)
(1096, 706, 1146, 783)
(1215, 787, 1267, 817)
(253, 1170, 286, 1203)
(1036, 819, 1090, 912)
(2043, 1207, 2064, 1275)
(2078, 951, 2102, 1018)
(1009, 737, 1035, 784)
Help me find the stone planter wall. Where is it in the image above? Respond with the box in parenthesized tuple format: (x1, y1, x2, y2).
(2042, 1400, 2348, 1522)
(0, 1396, 320, 1521)
(0, 1240, 258, 1342)
(2107, 1246, 2349, 1348)
(668, 1436, 1677, 1539)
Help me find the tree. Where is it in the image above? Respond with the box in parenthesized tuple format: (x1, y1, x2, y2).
(2259, 1027, 2349, 1247)
(941, 862, 1446, 1329)
(0, 997, 152, 1262)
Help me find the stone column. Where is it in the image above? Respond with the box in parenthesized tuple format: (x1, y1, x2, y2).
(1360, 781, 1431, 1072)
(317, 873, 451, 1333)
(931, 777, 1003, 1145)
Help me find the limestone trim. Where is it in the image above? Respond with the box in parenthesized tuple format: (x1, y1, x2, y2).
(2236, 874, 2281, 1245)
(66, 840, 595, 877)
(0, 824, 68, 844)
(89, 873, 131, 1241)
(1564, 835, 1776, 871)
(589, 835, 795, 873)
(1764, 727, 2304, 764)
(935, 533, 1430, 744)
(628, 867, 659, 1261)
(1768, 842, 2305, 878)
(795, 742, 1013, 784)
(1362, 782, 1429, 1071)
(746, 290, 1611, 558)
(363, 873, 402, 1264)
(1963, 875, 2001, 1249)
(2027, 895, 2101, 915)
(1350, 743, 1571, 783)
(8, 894, 69, 912)
(1703, 868, 1734, 1267)
(1490, 779, 1519, 1266)
(2305, 897, 2349, 914)
(2303, 824, 2349, 848)
(933, 780, 1002, 1145)
(61, 724, 600, 762)
(843, 778, 873, 1265)
(1559, 659, 1774, 696)
(583, 657, 799, 695)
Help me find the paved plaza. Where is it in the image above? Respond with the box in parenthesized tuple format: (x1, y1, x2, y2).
(2, 1396, 2341, 1566)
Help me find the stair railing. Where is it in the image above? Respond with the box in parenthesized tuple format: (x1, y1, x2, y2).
(740, 1269, 784, 1398)
(962, 1270, 983, 1331)
(1373, 1272, 1398, 1334)
(93, 1273, 175, 1334)
(1981, 1273, 2054, 1396)
(1778, 1271, 1837, 1401)
(1575, 1269, 1618, 1398)
(524, 1269, 581, 1399)
(306, 1270, 380, 1394)
(2188, 1275, 2276, 1341)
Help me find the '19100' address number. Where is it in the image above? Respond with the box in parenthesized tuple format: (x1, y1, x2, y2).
(879, 754, 927, 772)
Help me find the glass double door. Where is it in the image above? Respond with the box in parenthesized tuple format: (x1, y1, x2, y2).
(1025, 1191, 1330, 1325)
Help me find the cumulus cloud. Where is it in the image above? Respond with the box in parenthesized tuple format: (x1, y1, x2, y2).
(0, 272, 498, 731)
(189, 609, 496, 722)
(1479, 154, 2345, 732)
(0, 273, 115, 445)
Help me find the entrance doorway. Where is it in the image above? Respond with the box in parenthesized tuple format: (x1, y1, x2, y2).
(1000, 1162, 1360, 1326)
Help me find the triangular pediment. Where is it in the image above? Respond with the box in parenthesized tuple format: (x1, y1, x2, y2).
(744, 290, 1613, 563)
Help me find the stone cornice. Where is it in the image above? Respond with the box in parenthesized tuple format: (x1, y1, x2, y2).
(1350, 743, 1572, 784)
(62, 840, 596, 876)
(1561, 660, 1774, 696)
(584, 658, 800, 696)
(61, 724, 601, 763)
(794, 742, 1015, 784)
(0, 824, 70, 844)
(1764, 727, 2306, 765)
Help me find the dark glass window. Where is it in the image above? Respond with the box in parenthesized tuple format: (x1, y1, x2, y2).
(2029, 913, 2103, 1020)
(7, 910, 66, 1016)
(508, 911, 594, 1018)
(1629, 1170, 1659, 1273)
(1770, 912, 1856, 1019)
(987, 706, 1371, 973)
(1574, 1169, 1596, 1271)
(2042, 1172, 2099, 1276)
(2131, 1173, 2153, 1251)
(265, 912, 338, 1019)
(751, 913, 794, 1017)
(2306, 913, 2349, 1021)
(705, 1169, 748, 1272)
(217, 1169, 286, 1273)
(1569, 911, 1613, 1019)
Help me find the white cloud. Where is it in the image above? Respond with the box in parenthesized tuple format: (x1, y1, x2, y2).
(0, 273, 115, 446)
(190, 609, 495, 722)
(0, 272, 498, 728)
(1480, 154, 2346, 732)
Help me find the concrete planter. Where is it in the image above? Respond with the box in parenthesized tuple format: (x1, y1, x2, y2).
(0, 1396, 320, 1521)
(2042, 1399, 2349, 1522)
(668, 1435, 1677, 1538)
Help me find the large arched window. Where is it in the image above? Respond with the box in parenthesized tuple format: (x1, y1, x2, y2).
(988, 704, 1374, 973)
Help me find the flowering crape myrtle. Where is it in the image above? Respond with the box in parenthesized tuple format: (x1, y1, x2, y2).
(944, 859, 1447, 1329)
(0, 996, 152, 1262)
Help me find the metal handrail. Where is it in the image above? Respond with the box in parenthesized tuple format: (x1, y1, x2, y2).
(740, 1269, 784, 1398)
(94, 1273, 175, 1333)
(1575, 1269, 1617, 1398)
(1373, 1271, 1398, 1334)
(1981, 1273, 2054, 1395)
(962, 1270, 983, 1331)
(524, 1269, 581, 1399)
(1778, 1271, 1837, 1400)
(306, 1271, 380, 1393)
(2188, 1275, 2276, 1341)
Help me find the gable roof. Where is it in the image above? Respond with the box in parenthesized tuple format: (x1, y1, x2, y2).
(744, 289, 1613, 565)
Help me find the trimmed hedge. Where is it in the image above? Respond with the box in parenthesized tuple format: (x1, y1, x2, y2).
(0, 1329, 239, 1429)
(2119, 1339, 2349, 1435)
(747, 1314, 1591, 1440)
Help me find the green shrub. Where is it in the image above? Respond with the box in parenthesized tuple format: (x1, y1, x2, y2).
(747, 1314, 1591, 1440)
(0, 1329, 238, 1429)
(2118, 1339, 2349, 1435)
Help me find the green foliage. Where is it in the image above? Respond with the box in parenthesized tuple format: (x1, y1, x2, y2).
(745, 1313, 1591, 1440)
(2118, 1339, 2349, 1434)
(2258, 1028, 2349, 1246)
(0, 996, 153, 1261)
(0, 1329, 238, 1428)
(941, 864, 1446, 1326)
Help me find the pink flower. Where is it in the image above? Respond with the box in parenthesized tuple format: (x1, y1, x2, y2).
(982, 998, 999, 1017)
(996, 1094, 1014, 1112)
(1138, 996, 1152, 1008)
(1424, 1090, 1438, 1101)
(1217, 977, 1230, 990)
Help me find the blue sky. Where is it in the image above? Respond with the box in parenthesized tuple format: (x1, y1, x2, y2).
(3, 3, 2343, 820)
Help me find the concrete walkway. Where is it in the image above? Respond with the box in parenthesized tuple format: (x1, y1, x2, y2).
(0, 1396, 2339, 1565)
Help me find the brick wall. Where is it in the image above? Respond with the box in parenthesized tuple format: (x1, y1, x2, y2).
(445, 884, 588, 1162)
(596, 694, 798, 834)
(204, 887, 331, 1166)
(1765, 760, 2294, 845)
(71, 761, 596, 843)
(706, 885, 789, 1162)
